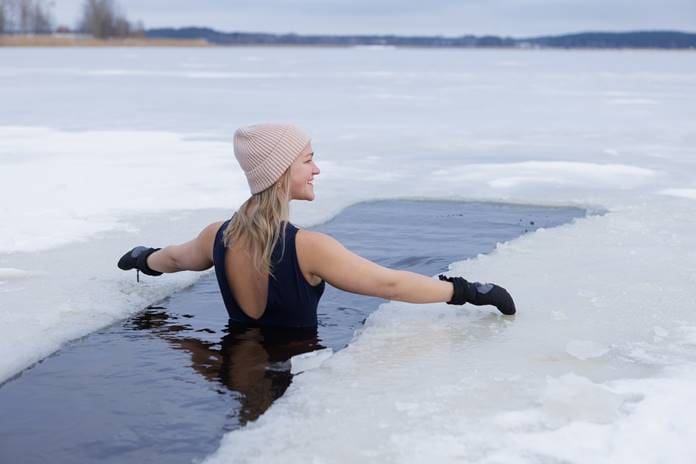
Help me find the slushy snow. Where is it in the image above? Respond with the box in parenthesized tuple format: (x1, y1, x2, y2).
(1, 47, 695, 462)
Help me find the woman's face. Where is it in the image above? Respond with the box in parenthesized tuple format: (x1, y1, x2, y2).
(289, 143, 320, 201)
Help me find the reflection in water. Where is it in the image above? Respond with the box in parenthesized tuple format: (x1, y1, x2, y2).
(130, 308, 324, 425)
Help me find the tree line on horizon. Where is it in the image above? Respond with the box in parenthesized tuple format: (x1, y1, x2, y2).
(0, 0, 141, 38)
(147, 27, 696, 49)
(1, 1, 694, 48)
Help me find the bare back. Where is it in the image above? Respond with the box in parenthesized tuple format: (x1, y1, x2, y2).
(221, 229, 322, 321)
(224, 241, 269, 319)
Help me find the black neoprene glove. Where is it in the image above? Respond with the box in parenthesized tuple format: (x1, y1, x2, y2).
(117, 246, 162, 281)
(438, 274, 516, 315)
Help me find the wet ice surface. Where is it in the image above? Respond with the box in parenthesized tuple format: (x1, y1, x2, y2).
(0, 200, 583, 464)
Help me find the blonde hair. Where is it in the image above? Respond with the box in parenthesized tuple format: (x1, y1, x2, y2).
(223, 169, 292, 277)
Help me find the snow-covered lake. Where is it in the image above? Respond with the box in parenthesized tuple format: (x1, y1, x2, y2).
(1, 47, 695, 463)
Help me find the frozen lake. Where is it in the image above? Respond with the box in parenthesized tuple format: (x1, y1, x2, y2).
(0, 200, 584, 464)
(1, 47, 695, 463)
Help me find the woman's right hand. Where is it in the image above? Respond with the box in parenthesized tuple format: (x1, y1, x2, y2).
(438, 275, 516, 315)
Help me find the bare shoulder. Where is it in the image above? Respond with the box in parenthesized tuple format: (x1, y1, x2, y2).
(296, 228, 341, 250)
(295, 229, 340, 284)
(198, 221, 226, 260)
(200, 221, 225, 241)
(295, 228, 398, 298)
(295, 229, 346, 265)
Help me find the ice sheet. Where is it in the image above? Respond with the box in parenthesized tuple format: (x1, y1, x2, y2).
(205, 198, 696, 464)
(1, 47, 695, 462)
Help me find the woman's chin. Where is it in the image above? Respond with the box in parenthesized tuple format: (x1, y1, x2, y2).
(306, 187, 315, 201)
(292, 194, 315, 201)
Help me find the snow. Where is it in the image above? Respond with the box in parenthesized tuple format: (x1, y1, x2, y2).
(0, 126, 244, 253)
(660, 188, 696, 200)
(1, 47, 695, 462)
(0, 268, 33, 281)
(433, 161, 656, 190)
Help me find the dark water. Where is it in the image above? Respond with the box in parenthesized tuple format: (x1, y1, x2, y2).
(0, 200, 585, 464)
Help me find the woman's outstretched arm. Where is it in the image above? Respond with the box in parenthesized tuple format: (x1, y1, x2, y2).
(297, 230, 516, 314)
(297, 230, 454, 303)
(145, 221, 223, 273)
(147, 221, 223, 273)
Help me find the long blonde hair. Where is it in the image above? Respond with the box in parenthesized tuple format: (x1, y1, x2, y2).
(223, 169, 292, 277)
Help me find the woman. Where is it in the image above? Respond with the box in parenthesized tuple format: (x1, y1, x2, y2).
(118, 123, 515, 327)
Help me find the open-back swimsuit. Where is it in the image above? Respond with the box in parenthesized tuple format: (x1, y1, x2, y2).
(213, 220, 325, 328)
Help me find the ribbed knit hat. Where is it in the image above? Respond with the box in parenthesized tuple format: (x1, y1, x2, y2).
(233, 123, 311, 194)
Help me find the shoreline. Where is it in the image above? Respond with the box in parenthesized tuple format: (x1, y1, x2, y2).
(0, 36, 210, 47)
(1, 35, 694, 50)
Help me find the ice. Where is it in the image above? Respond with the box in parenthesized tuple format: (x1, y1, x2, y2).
(1, 47, 696, 462)
(539, 373, 624, 426)
(0, 268, 33, 281)
(607, 98, 659, 105)
(290, 348, 334, 374)
(0, 126, 245, 253)
(660, 188, 696, 200)
(566, 340, 610, 360)
(204, 195, 696, 464)
(653, 326, 669, 338)
(434, 161, 656, 191)
(505, 369, 696, 464)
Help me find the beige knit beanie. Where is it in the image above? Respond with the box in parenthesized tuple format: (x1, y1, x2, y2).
(233, 123, 311, 194)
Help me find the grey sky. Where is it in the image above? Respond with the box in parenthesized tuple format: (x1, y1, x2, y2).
(53, 0, 696, 36)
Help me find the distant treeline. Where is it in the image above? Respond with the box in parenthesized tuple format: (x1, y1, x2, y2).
(527, 31, 696, 49)
(0, 0, 53, 33)
(0, 0, 142, 37)
(3, 2, 695, 50)
(147, 27, 696, 49)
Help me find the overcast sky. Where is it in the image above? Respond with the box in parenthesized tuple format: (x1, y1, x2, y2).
(53, 0, 696, 36)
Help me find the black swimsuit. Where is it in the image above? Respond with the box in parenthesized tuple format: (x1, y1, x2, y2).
(213, 220, 325, 328)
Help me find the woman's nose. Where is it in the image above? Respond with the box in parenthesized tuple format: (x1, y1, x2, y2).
(313, 163, 320, 175)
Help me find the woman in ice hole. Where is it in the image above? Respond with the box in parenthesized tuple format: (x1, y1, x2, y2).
(118, 123, 515, 327)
